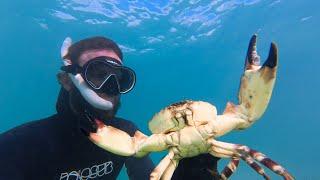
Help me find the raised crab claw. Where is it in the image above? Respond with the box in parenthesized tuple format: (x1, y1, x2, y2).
(89, 35, 294, 180)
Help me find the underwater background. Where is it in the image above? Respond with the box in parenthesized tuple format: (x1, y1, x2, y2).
(1, 0, 319, 179)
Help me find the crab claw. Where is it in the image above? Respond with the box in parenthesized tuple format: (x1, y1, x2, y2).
(222, 35, 278, 130)
(89, 119, 167, 158)
(245, 34, 261, 69)
(262, 42, 278, 69)
(89, 120, 136, 156)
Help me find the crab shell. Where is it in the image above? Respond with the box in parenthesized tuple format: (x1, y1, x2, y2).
(148, 100, 218, 134)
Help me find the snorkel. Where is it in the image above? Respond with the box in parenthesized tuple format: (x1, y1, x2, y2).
(60, 37, 114, 111)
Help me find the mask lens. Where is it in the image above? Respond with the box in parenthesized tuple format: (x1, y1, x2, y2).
(118, 67, 136, 93)
(85, 60, 114, 89)
(83, 59, 136, 94)
(101, 75, 120, 95)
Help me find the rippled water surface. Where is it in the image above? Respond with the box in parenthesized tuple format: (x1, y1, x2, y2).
(1, 0, 319, 179)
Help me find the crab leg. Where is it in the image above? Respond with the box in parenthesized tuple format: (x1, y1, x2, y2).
(150, 149, 180, 180)
(150, 150, 175, 180)
(209, 139, 294, 180)
(241, 153, 270, 180)
(219, 158, 240, 180)
(248, 149, 295, 180)
(160, 157, 179, 180)
(208, 139, 270, 179)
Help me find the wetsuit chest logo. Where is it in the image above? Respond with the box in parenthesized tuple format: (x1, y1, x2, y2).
(59, 161, 113, 180)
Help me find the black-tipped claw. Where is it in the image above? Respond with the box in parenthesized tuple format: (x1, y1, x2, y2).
(262, 42, 278, 68)
(245, 34, 260, 69)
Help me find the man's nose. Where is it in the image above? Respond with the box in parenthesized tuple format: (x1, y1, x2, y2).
(101, 75, 120, 96)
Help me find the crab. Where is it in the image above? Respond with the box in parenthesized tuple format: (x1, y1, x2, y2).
(89, 35, 294, 180)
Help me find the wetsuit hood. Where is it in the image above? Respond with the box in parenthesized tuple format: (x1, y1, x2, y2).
(56, 88, 103, 134)
(56, 88, 72, 116)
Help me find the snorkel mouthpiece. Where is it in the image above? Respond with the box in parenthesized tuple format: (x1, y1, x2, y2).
(60, 37, 114, 111)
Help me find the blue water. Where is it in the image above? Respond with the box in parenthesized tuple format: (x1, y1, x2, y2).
(1, 0, 319, 179)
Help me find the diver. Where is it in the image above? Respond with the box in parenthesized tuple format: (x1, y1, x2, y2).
(0, 36, 220, 179)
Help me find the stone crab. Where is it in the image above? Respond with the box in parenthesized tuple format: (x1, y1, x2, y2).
(89, 35, 294, 180)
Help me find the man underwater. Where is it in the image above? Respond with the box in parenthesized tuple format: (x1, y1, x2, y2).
(0, 36, 219, 179)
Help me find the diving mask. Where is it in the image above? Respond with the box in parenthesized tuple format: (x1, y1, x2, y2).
(61, 56, 136, 95)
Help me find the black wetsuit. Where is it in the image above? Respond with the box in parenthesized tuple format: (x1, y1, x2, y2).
(0, 88, 154, 180)
(0, 112, 155, 179)
(0, 89, 220, 180)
